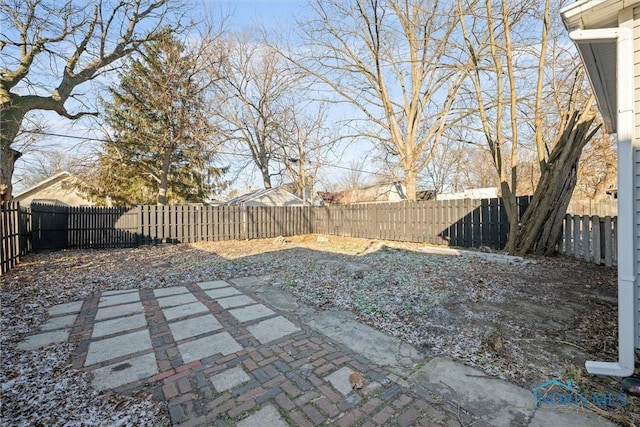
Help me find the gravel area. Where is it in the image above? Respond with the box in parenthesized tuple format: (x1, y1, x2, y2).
(1, 234, 637, 425)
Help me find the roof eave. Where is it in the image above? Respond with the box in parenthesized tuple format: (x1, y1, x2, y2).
(560, 0, 631, 133)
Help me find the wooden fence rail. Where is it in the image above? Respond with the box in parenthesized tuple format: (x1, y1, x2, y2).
(559, 214, 617, 266)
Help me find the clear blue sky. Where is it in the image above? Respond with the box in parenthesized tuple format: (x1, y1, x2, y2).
(208, 0, 307, 31)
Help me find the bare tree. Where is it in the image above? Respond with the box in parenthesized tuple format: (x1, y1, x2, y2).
(212, 32, 305, 189)
(13, 149, 91, 190)
(290, 0, 471, 201)
(338, 159, 373, 190)
(0, 0, 180, 201)
(274, 104, 335, 204)
(458, 0, 600, 254)
(573, 131, 617, 200)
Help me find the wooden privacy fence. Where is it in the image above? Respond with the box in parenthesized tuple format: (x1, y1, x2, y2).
(560, 214, 617, 266)
(136, 205, 312, 244)
(28, 204, 314, 250)
(2, 197, 618, 274)
(26, 198, 527, 251)
(315, 196, 531, 250)
(1, 202, 31, 275)
(31, 203, 138, 251)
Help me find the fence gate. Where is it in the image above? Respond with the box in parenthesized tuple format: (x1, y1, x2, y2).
(31, 204, 69, 250)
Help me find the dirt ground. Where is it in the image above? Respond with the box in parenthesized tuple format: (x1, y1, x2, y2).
(1, 234, 638, 425)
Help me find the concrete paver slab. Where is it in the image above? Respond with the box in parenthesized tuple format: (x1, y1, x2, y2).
(169, 314, 223, 341)
(48, 301, 83, 316)
(246, 316, 300, 344)
(17, 330, 71, 350)
(205, 287, 241, 299)
(325, 366, 356, 395)
(95, 301, 144, 321)
(40, 314, 77, 331)
(197, 280, 230, 290)
(102, 289, 138, 296)
(306, 310, 422, 367)
(162, 301, 209, 321)
(237, 404, 288, 427)
(92, 313, 147, 338)
(230, 276, 266, 289)
(178, 332, 241, 363)
(229, 304, 275, 323)
(157, 292, 198, 308)
(216, 295, 256, 309)
(84, 329, 152, 366)
(153, 286, 190, 297)
(409, 357, 532, 426)
(210, 366, 250, 392)
(91, 353, 158, 391)
(98, 291, 140, 307)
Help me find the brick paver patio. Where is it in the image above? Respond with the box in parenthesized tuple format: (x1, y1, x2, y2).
(26, 279, 486, 426)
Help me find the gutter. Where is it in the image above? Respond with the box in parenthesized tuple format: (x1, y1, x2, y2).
(569, 27, 636, 377)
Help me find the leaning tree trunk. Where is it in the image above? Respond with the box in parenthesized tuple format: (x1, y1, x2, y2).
(514, 107, 600, 256)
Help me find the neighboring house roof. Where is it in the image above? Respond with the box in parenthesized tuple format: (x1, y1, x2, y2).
(319, 182, 407, 205)
(279, 183, 324, 206)
(436, 187, 499, 201)
(13, 171, 94, 207)
(223, 187, 305, 206)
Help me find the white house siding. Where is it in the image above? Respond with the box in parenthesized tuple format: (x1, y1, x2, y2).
(631, 6, 640, 348)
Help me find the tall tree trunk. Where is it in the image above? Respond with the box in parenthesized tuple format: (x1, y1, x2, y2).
(157, 149, 172, 205)
(514, 107, 600, 255)
(404, 169, 417, 201)
(501, 182, 519, 254)
(1, 97, 28, 201)
(260, 164, 272, 189)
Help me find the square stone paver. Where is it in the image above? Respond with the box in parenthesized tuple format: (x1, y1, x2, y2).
(98, 291, 140, 307)
(169, 314, 223, 341)
(197, 280, 230, 290)
(17, 330, 71, 350)
(91, 353, 158, 391)
(237, 404, 289, 427)
(102, 289, 138, 296)
(162, 301, 209, 321)
(48, 301, 83, 316)
(325, 366, 356, 395)
(95, 301, 144, 321)
(205, 287, 241, 299)
(40, 314, 77, 331)
(92, 314, 147, 338)
(84, 329, 152, 366)
(211, 366, 250, 392)
(229, 304, 275, 323)
(215, 295, 256, 309)
(154, 286, 190, 297)
(246, 316, 300, 344)
(178, 332, 242, 363)
(157, 292, 198, 308)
